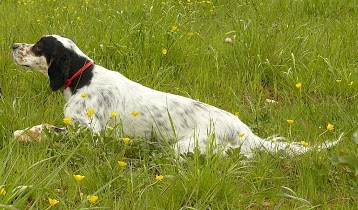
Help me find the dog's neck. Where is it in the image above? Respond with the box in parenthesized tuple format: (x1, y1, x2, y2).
(64, 60, 94, 89)
(65, 58, 95, 94)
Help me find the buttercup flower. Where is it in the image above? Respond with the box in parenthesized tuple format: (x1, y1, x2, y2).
(348, 81, 353, 86)
(300, 141, 309, 147)
(86, 108, 95, 117)
(87, 195, 98, 203)
(234, 112, 239, 117)
(156, 175, 164, 181)
(81, 93, 87, 98)
(335, 79, 342, 83)
(238, 133, 245, 138)
(63, 117, 72, 125)
(162, 48, 167, 56)
(131, 111, 140, 117)
(73, 174, 85, 182)
(48, 197, 59, 206)
(287, 120, 294, 125)
(123, 137, 130, 143)
(0, 187, 6, 196)
(170, 26, 178, 32)
(110, 111, 118, 118)
(295, 82, 302, 89)
(118, 161, 128, 167)
(327, 123, 334, 131)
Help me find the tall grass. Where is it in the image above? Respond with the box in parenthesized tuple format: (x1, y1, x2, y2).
(0, 0, 357, 209)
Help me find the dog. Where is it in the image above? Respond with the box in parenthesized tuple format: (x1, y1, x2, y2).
(12, 35, 342, 158)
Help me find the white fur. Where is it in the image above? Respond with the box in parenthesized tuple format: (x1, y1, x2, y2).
(13, 35, 342, 158)
(12, 43, 48, 74)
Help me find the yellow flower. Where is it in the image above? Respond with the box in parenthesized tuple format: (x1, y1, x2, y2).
(170, 25, 178, 32)
(295, 82, 302, 89)
(237, 133, 245, 138)
(300, 141, 309, 147)
(162, 48, 167, 56)
(118, 160, 128, 167)
(348, 81, 353, 86)
(73, 174, 85, 182)
(107, 126, 114, 131)
(63, 117, 72, 125)
(110, 111, 118, 118)
(123, 137, 130, 143)
(327, 123, 334, 131)
(86, 108, 95, 117)
(81, 93, 87, 98)
(0, 187, 6, 196)
(48, 197, 59, 206)
(335, 79, 342, 83)
(87, 195, 98, 204)
(287, 119, 294, 125)
(131, 111, 140, 117)
(156, 175, 164, 181)
(234, 112, 239, 117)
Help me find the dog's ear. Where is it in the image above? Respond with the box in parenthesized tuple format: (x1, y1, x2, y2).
(48, 53, 71, 91)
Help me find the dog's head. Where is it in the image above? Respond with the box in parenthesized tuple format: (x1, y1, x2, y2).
(12, 35, 92, 91)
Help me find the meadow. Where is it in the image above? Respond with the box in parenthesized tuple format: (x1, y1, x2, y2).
(0, 0, 357, 209)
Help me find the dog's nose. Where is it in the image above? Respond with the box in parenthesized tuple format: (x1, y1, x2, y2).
(12, 43, 21, 50)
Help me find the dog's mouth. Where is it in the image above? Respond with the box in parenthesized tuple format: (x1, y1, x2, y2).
(13, 59, 30, 68)
(12, 53, 31, 68)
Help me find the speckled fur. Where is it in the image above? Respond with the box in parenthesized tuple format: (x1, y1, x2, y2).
(12, 35, 342, 158)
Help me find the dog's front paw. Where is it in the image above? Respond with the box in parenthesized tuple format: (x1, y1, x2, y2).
(13, 124, 49, 142)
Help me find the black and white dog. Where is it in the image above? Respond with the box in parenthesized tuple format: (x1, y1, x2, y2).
(12, 35, 341, 158)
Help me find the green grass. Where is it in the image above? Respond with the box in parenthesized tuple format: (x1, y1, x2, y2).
(0, 0, 357, 209)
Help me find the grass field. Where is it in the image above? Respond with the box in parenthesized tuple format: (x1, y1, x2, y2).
(0, 0, 357, 209)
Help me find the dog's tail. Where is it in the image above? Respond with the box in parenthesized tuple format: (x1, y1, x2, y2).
(247, 133, 343, 157)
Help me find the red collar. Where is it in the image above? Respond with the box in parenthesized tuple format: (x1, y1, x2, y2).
(64, 61, 94, 89)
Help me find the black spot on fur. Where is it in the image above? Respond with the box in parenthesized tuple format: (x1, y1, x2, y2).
(86, 94, 92, 100)
(183, 108, 193, 115)
(157, 120, 165, 128)
(193, 101, 206, 109)
(140, 112, 146, 117)
(96, 112, 105, 122)
(154, 112, 162, 119)
(181, 119, 190, 129)
(172, 101, 180, 106)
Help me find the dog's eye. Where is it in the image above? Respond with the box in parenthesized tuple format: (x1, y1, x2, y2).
(33, 45, 41, 52)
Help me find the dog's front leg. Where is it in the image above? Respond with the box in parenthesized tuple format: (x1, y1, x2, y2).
(13, 124, 66, 142)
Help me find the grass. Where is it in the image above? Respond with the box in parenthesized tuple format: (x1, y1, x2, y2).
(0, 0, 357, 209)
